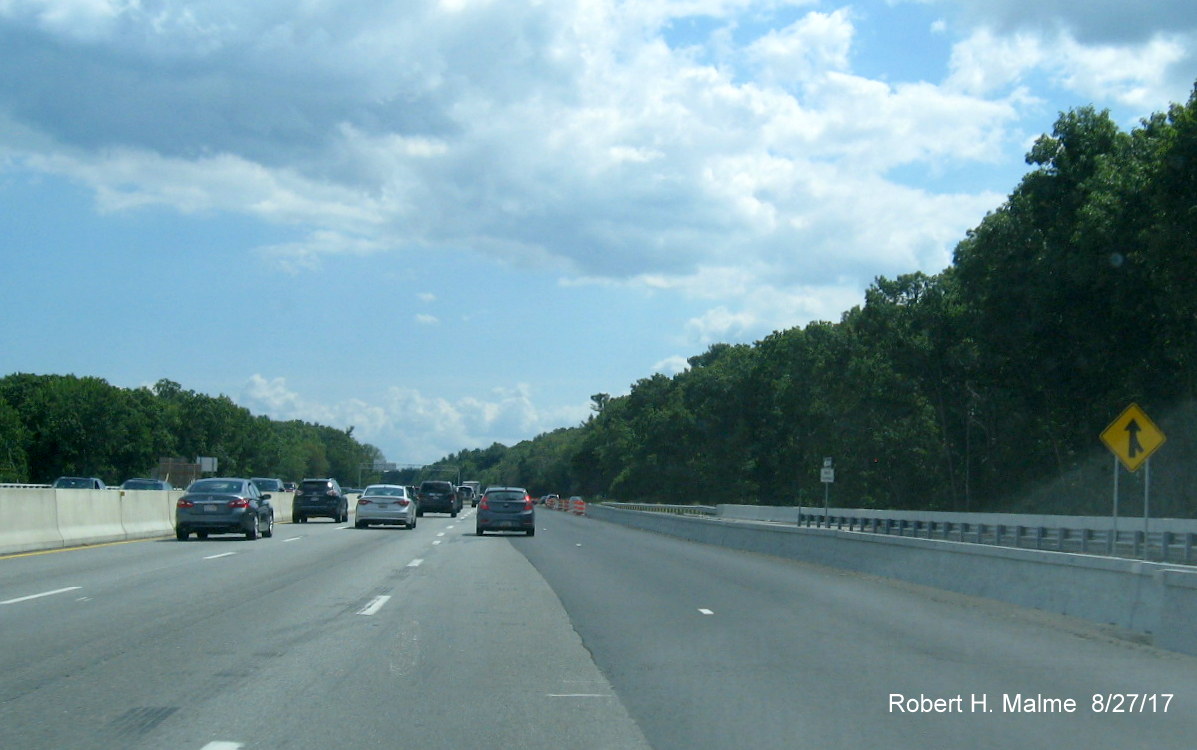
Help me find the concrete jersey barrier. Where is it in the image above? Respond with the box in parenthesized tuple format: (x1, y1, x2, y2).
(0, 488, 65, 555)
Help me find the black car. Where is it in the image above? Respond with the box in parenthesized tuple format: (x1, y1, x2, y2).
(121, 478, 173, 490)
(417, 480, 460, 517)
(293, 478, 349, 523)
(175, 477, 274, 540)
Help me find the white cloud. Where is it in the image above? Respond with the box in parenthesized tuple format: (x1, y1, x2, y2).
(241, 374, 589, 463)
(652, 355, 691, 376)
(415, 314, 439, 325)
(2, 0, 1191, 371)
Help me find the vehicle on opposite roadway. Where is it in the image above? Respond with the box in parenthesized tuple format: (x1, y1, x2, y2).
(417, 480, 461, 517)
(293, 477, 350, 523)
(52, 476, 107, 489)
(476, 486, 535, 536)
(250, 477, 286, 494)
(175, 477, 274, 541)
(120, 478, 173, 490)
(354, 484, 418, 529)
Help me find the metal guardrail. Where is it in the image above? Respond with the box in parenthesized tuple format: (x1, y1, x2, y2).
(795, 512, 1196, 565)
(599, 503, 1195, 565)
(603, 503, 717, 517)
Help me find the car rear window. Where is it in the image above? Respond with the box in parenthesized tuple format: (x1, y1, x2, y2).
(301, 481, 333, 492)
(364, 486, 404, 497)
(487, 490, 526, 502)
(190, 480, 242, 494)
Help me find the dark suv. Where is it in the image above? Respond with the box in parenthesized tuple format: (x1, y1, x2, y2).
(417, 480, 460, 517)
(293, 478, 349, 523)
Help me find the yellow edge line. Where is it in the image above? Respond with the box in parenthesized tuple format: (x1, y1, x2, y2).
(0, 536, 169, 560)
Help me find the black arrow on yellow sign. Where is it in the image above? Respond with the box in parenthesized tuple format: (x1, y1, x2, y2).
(1125, 419, 1144, 458)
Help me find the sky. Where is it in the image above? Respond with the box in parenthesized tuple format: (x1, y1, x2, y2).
(1, 0, 1194, 465)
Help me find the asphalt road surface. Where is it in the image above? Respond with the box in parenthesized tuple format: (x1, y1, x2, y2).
(2, 508, 1196, 749)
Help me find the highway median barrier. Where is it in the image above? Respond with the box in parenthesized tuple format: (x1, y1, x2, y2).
(0, 488, 65, 555)
(55, 489, 126, 548)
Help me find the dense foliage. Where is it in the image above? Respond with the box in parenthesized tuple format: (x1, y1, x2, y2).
(0, 376, 381, 486)
(431, 87, 1197, 517)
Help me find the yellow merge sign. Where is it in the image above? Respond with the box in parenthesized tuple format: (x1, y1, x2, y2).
(1100, 403, 1165, 472)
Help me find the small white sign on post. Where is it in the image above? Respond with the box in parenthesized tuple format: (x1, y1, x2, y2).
(820, 468, 835, 483)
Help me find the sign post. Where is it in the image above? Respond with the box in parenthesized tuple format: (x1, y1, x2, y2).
(820, 457, 834, 527)
(1100, 403, 1165, 558)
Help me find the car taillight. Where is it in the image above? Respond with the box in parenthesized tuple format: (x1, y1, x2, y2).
(357, 498, 371, 505)
(228, 497, 250, 508)
(524, 495, 534, 510)
(479, 496, 489, 510)
(177, 498, 194, 508)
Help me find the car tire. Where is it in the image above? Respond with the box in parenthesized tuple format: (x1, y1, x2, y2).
(246, 516, 259, 541)
(451, 510, 458, 518)
(476, 526, 484, 536)
(526, 528, 535, 536)
(176, 528, 188, 541)
(263, 515, 274, 538)
(196, 531, 208, 540)
(355, 521, 366, 529)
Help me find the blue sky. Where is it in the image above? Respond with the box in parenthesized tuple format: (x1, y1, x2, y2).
(1, 0, 1194, 464)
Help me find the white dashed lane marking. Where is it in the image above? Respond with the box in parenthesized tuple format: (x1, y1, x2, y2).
(1, 586, 82, 605)
(357, 595, 392, 616)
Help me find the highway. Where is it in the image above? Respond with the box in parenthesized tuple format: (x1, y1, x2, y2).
(2, 509, 1196, 749)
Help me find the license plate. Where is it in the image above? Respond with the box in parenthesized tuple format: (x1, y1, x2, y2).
(500, 521, 514, 528)
(203, 505, 219, 513)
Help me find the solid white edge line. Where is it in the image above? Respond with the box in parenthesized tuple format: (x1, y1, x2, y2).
(1, 586, 82, 605)
(357, 595, 392, 616)
(200, 742, 244, 750)
(407, 558, 424, 567)
(282, 537, 302, 542)
(203, 552, 236, 560)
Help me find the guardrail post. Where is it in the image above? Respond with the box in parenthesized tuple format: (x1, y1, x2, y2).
(995, 524, 1004, 547)
(1186, 533, 1194, 565)
(1133, 531, 1144, 558)
(1035, 527, 1045, 550)
(1162, 531, 1174, 563)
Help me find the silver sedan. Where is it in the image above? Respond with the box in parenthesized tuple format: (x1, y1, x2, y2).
(354, 484, 418, 529)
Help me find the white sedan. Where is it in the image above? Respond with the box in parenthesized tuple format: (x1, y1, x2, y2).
(354, 484, 418, 529)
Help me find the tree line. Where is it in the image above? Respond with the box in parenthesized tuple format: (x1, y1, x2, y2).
(431, 86, 1197, 517)
(0, 375, 381, 486)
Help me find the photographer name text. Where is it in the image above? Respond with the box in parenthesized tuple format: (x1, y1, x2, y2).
(889, 693, 1174, 714)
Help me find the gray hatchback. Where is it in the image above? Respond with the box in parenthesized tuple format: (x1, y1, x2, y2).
(476, 486, 535, 536)
(175, 477, 274, 541)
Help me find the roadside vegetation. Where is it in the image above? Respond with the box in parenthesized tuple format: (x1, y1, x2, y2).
(0, 376, 380, 486)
